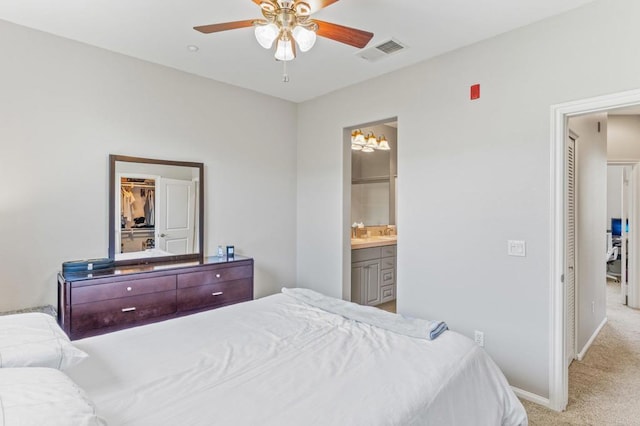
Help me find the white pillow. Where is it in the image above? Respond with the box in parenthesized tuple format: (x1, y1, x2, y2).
(0, 367, 106, 426)
(0, 312, 88, 370)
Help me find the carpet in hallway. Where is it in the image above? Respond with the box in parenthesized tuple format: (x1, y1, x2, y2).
(522, 281, 640, 425)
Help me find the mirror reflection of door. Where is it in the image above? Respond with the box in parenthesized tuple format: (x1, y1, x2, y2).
(156, 177, 197, 255)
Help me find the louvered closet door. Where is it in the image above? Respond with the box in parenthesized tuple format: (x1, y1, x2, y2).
(566, 135, 576, 364)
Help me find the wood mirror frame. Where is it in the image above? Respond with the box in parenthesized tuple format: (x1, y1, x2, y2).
(108, 154, 204, 265)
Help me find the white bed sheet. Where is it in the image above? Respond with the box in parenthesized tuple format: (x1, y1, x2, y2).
(66, 293, 527, 426)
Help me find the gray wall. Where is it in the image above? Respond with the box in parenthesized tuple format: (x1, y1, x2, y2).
(607, 166, 623, 227)
(608, 115, 640, 161)
(296, 0, 640, 399)
(0, 19, 298, 310)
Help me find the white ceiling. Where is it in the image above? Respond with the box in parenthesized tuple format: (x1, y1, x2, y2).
(0, 0, 597, 103)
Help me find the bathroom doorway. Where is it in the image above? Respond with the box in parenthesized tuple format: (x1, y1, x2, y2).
(346, 118, 398, 313)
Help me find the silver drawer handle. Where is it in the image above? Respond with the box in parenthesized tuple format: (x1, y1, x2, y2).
(121, 307, 136, 312)
(215, 273, 221, 278)
(212, 292, 224, 296)
(126, 287, 133, 292)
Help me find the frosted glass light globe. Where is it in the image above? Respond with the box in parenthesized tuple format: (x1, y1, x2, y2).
(292, 26, 316, 52)
(254, 23, 279, 49)
(274, 38, 295, 61)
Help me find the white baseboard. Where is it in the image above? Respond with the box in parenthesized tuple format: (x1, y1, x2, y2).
(511, 386, 551, 407)
(577, 316, 607, 361)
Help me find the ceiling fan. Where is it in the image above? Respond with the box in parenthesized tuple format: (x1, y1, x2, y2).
(193, 0, 374, 62)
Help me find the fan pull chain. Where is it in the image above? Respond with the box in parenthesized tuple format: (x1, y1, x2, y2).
(282, 60, 289, 83)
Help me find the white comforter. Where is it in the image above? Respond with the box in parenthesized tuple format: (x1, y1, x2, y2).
(66, 292, 527, 426)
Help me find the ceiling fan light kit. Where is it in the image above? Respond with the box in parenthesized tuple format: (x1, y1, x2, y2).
(194, 0, 374, 78)
(252, 1, 318, 61)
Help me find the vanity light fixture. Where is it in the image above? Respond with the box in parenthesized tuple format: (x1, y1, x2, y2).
(351, 129, 366, 146)
(364, 132, 378, 150)
(351, 129, 390, 152)
(377, 135, 390, 150)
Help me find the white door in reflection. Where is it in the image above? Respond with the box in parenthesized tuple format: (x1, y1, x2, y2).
(157, 178, 196, 254)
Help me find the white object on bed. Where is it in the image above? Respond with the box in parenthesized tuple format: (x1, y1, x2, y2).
(282, 287, 448, 339)
(0, 367, 106, 426)
(67, 293, 527, 425)
(0, 312, 88, 370)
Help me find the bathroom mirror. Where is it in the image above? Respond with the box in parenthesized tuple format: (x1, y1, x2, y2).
(108, 155, 204, 265)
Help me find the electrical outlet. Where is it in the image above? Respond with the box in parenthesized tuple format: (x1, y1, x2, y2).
(474, 330, 484, 347)
(507, 240, 526, 257)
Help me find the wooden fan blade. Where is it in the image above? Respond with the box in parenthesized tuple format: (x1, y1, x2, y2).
(305, 0, 339, 12)
(251, 0, 277, 8)
(252, 0, 338, 13)
(194, 20, 256, 34)
(314, 20, 373, 49)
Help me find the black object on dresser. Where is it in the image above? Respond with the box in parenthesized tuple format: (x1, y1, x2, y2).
(58, 256, 253, 340)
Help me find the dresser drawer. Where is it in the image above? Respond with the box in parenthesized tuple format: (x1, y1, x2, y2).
(72, 275, 176, 305)
(177, 265, 253, 289)
(381, 245, 396, 258)
(177, 279, 252, 312)
(381, 257, 395, 269)
(381, 269, 395, 286)
(380, 284, 395, 303)
(71, 290, 176, 334)
(352, 247, 382, 263)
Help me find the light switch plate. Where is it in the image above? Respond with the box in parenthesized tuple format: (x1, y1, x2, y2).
(508, 240, 526, 256)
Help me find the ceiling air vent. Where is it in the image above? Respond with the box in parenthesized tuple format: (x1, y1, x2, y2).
(357, 38, 406, 62)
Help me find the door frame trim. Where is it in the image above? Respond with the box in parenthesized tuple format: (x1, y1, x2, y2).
(550, 88, 640, 411)
(607, 161, 637, 306)
(627, 164, 640, 309)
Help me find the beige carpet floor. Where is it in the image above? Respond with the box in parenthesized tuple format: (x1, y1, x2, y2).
(522, 280, 640, 425)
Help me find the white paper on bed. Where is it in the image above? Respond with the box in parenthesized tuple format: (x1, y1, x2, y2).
(67, 293, 527, 426)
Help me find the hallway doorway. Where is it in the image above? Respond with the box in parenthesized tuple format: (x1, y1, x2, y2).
(550, 88, 640, 411)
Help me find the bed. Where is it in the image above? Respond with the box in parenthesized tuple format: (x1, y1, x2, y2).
(62, 288, 527, 425)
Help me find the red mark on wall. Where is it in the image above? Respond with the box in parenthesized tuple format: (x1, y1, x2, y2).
(470, 84, 480, 100)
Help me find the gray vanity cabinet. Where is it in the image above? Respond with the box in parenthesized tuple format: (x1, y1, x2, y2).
(352, 259, 381, 306)
(379, 245, 396, 304)
(351, 245, 396, 306)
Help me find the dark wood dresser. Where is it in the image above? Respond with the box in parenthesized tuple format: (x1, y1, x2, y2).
(58, 256, 253, 340)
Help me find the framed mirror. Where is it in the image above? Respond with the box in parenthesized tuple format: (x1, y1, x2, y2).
(108, 155, 204, 265)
